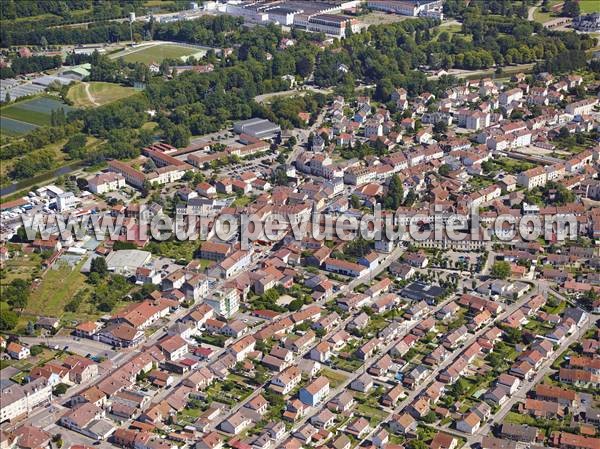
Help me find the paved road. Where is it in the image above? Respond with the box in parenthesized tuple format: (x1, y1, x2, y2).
(527, 3, 539, 22)
(20, 336, 118, 360)
(286, 109, 327, 165)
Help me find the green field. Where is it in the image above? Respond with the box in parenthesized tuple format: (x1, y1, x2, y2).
(26, 261, 87, 317)
(533, 0, 599, 23)
(580, 0, 600, 13)
(1, 96, 73, 135)
(67, 82, 137, 108)
(113, 43, 204, 65)
(0, 117, 38, 136)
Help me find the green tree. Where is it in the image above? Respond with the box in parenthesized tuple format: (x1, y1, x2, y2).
(0, 307, 19, 330)
(562, 0, 580, 17)
(90, 257, 108, 277)
(404, 189, 416, 206)
(30, 345, 44, 356)
(53, 383, 69, 396)
(289, 299, 303, 311)
(439, 164, 451, 177)
(63, 133, 87, 158)
(3, 279, 30, 309)
(491, 261, 511, 279)
(383, 174, 404, 210)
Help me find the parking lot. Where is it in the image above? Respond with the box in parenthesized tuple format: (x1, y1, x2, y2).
(21, 336, 118, 361)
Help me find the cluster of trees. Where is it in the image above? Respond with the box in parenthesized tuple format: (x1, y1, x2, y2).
(0, 278, 31, 330)
(3, 5, 594, 181)
(0, 0, 188, 47)
(250, 286, 287, 313)
(491, 261, 511, 279)
(344, 238, 373, 259)
(2, 96, 149, 179)
(83, 94, 148, 136)
(2, 20, 136, 47)
(382, 174, 405, 210)
(444, 0, 540, 19)
(154, 15, 245, 47)
(63, 133, 87, 158)
(525, 181, 576, 207)
(267, 94, 326, 129)
(0, 55, 62, 79)
(0, 0, 92, 20)
(88, 52, 151, 85)
(0, 119, 82, 160)
(535, 49, 588, 74)
(309, 13, 594, 90)
(561, 0, 581, 18)
(0, 0, 165, 21)
(2, 278, 30, 310)
(11, 148, 56, 179)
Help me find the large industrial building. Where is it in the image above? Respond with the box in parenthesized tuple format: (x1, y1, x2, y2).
(225, 1, 361, 37)
(233, 118, 281, 140)
(366, 0, 444, 18)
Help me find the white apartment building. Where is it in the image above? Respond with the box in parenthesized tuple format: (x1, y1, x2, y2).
(517, 166, 548, 190)
(205, 288, 240, 319)
(0, 378, 52, 422)
(499, 88, 523, 106)
(364, 120, 383, 138)
(566, 98, 598, 116)
(344, 166, 377, 185)
(87, 173, 126, 194)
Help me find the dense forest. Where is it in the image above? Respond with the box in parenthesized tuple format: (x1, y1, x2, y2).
(0, 55, 62, 79)
(0, 0, 189, 46)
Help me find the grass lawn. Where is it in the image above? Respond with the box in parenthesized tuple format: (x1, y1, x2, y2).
(195, 334, 229, 348)
(231, 195, 253, 207)
(321, 368, 348, 388)
(205, 378, 253, 406)
(579, 0, 600, 13)
(504, 411, 571, 435)
(26, 260, 87, 318)
(146, 239, 200, 262)
(0, 253, 41, 285)
(332, 356, 363, 373)
(356, 403, 388, 425)
(144, 0, 175, 7)
(114, 43, 203, 65)
(533, 0, 562, 23)
(434, 23, 471, 42)
(67, 82, 138, 108)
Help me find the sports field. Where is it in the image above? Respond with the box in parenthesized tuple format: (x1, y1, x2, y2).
(1, 97, 73, 135)
(67, 82, 137, 108)
(114, 43, 205, 65)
